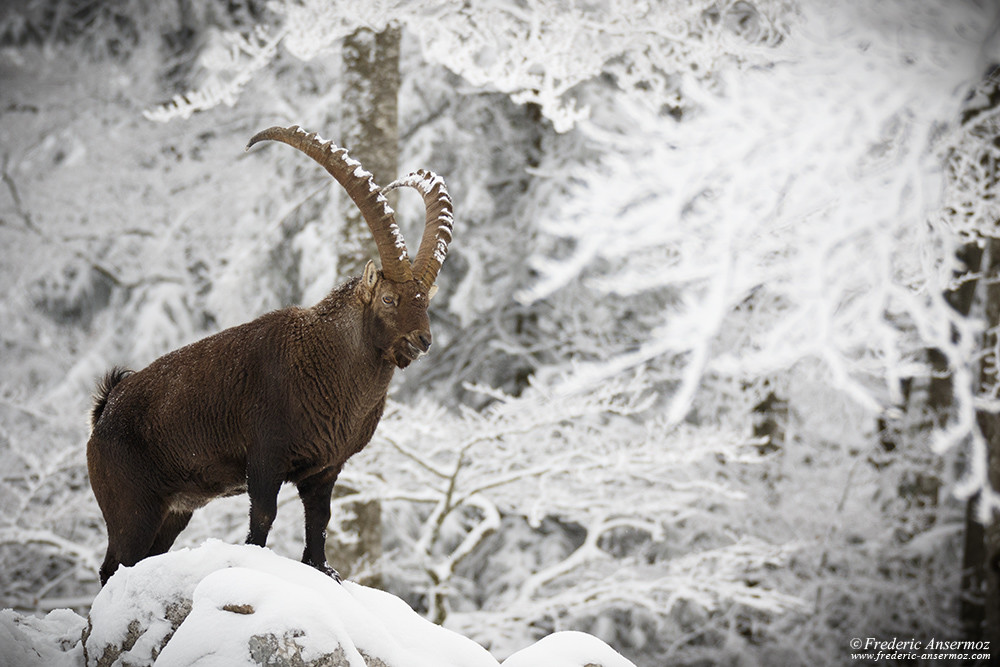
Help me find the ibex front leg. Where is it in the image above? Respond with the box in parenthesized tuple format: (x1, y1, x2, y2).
(297, 466, 342, 582)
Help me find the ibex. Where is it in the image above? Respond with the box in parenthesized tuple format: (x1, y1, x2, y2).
(86, 125, 453, 585)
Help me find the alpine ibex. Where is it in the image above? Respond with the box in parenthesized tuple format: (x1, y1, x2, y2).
(87, 125, 453, 585)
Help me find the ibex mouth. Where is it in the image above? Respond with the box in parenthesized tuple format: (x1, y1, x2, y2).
(390, 332, 432, 369)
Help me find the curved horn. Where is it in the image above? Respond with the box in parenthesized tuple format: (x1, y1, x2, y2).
(382, 170, 454, 290)
(246, 125, 413, 283)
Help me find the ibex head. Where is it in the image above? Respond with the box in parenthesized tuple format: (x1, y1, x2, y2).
(246, 126, 453, 369)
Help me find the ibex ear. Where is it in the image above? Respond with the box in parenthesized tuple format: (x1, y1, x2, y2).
(361, 260, 379, 299)
(427, 284, 439, 300)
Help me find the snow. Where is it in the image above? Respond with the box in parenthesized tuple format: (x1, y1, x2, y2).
(0, 608, 84, 667)
(0, 540, 633, 667)
(502, 631, 637, 667)
(343, 584, 501, 667)
(433, 239, 449, 265)
(386, 220, 409, 256)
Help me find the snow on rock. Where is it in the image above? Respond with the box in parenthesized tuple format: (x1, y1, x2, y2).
(0, 607, 85, 667)
(2, 540, 635, 667)
(83, 540, 498, 667)
(501, 631, 636, 667)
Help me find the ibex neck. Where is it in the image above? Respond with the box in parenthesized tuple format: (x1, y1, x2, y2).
(305, 278, 395, 383)
(313, 277, 361, 320)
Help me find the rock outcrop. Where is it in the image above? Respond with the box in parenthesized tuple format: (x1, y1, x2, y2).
(4, 540, 636, 667)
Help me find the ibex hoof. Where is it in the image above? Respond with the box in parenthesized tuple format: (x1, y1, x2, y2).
(316, 563, 343, 583)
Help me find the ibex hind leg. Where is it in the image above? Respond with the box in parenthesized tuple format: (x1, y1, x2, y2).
(89, 438, 170, 585)
(246, 463, 284, 548)
(98, 498, 169, 585)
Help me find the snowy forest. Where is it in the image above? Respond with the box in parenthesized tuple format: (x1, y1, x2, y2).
(2, 0, 1000, 664)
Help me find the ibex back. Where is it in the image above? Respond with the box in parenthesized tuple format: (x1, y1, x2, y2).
(87, 126, 453, 585)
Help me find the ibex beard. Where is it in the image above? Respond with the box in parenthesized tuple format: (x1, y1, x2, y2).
(86, 126, 453, 586)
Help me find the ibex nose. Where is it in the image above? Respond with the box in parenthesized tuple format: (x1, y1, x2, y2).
(417, 331, 432, 352)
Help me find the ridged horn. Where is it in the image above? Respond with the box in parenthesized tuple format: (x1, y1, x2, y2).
(382, 170, 454, 290)
(246, 125, 413, 283)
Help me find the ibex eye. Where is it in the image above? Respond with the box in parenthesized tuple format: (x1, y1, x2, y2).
(382, 296, 394, 305)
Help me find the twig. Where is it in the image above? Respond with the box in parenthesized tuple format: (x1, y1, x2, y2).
(1, 153, 42, 235)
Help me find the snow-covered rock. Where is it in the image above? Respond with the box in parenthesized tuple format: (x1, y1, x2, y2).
(4, 540, 635, 667)
(83, 540, 497, 667)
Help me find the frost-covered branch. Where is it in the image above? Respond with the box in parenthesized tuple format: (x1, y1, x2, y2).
(141, 0, 793, 131)
(516, 0, 990, 497)
(0, 530, 99, 574)
(144, 25, 287, 123)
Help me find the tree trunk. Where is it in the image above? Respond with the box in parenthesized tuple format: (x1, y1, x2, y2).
(952, 241, 987, 640)
(977, 236, 1000, 645)
(325, 483, 384, 587)
(337, 24, 401, 279)
(323, 24, 402, 589)
(956, 61, 1000, 641)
